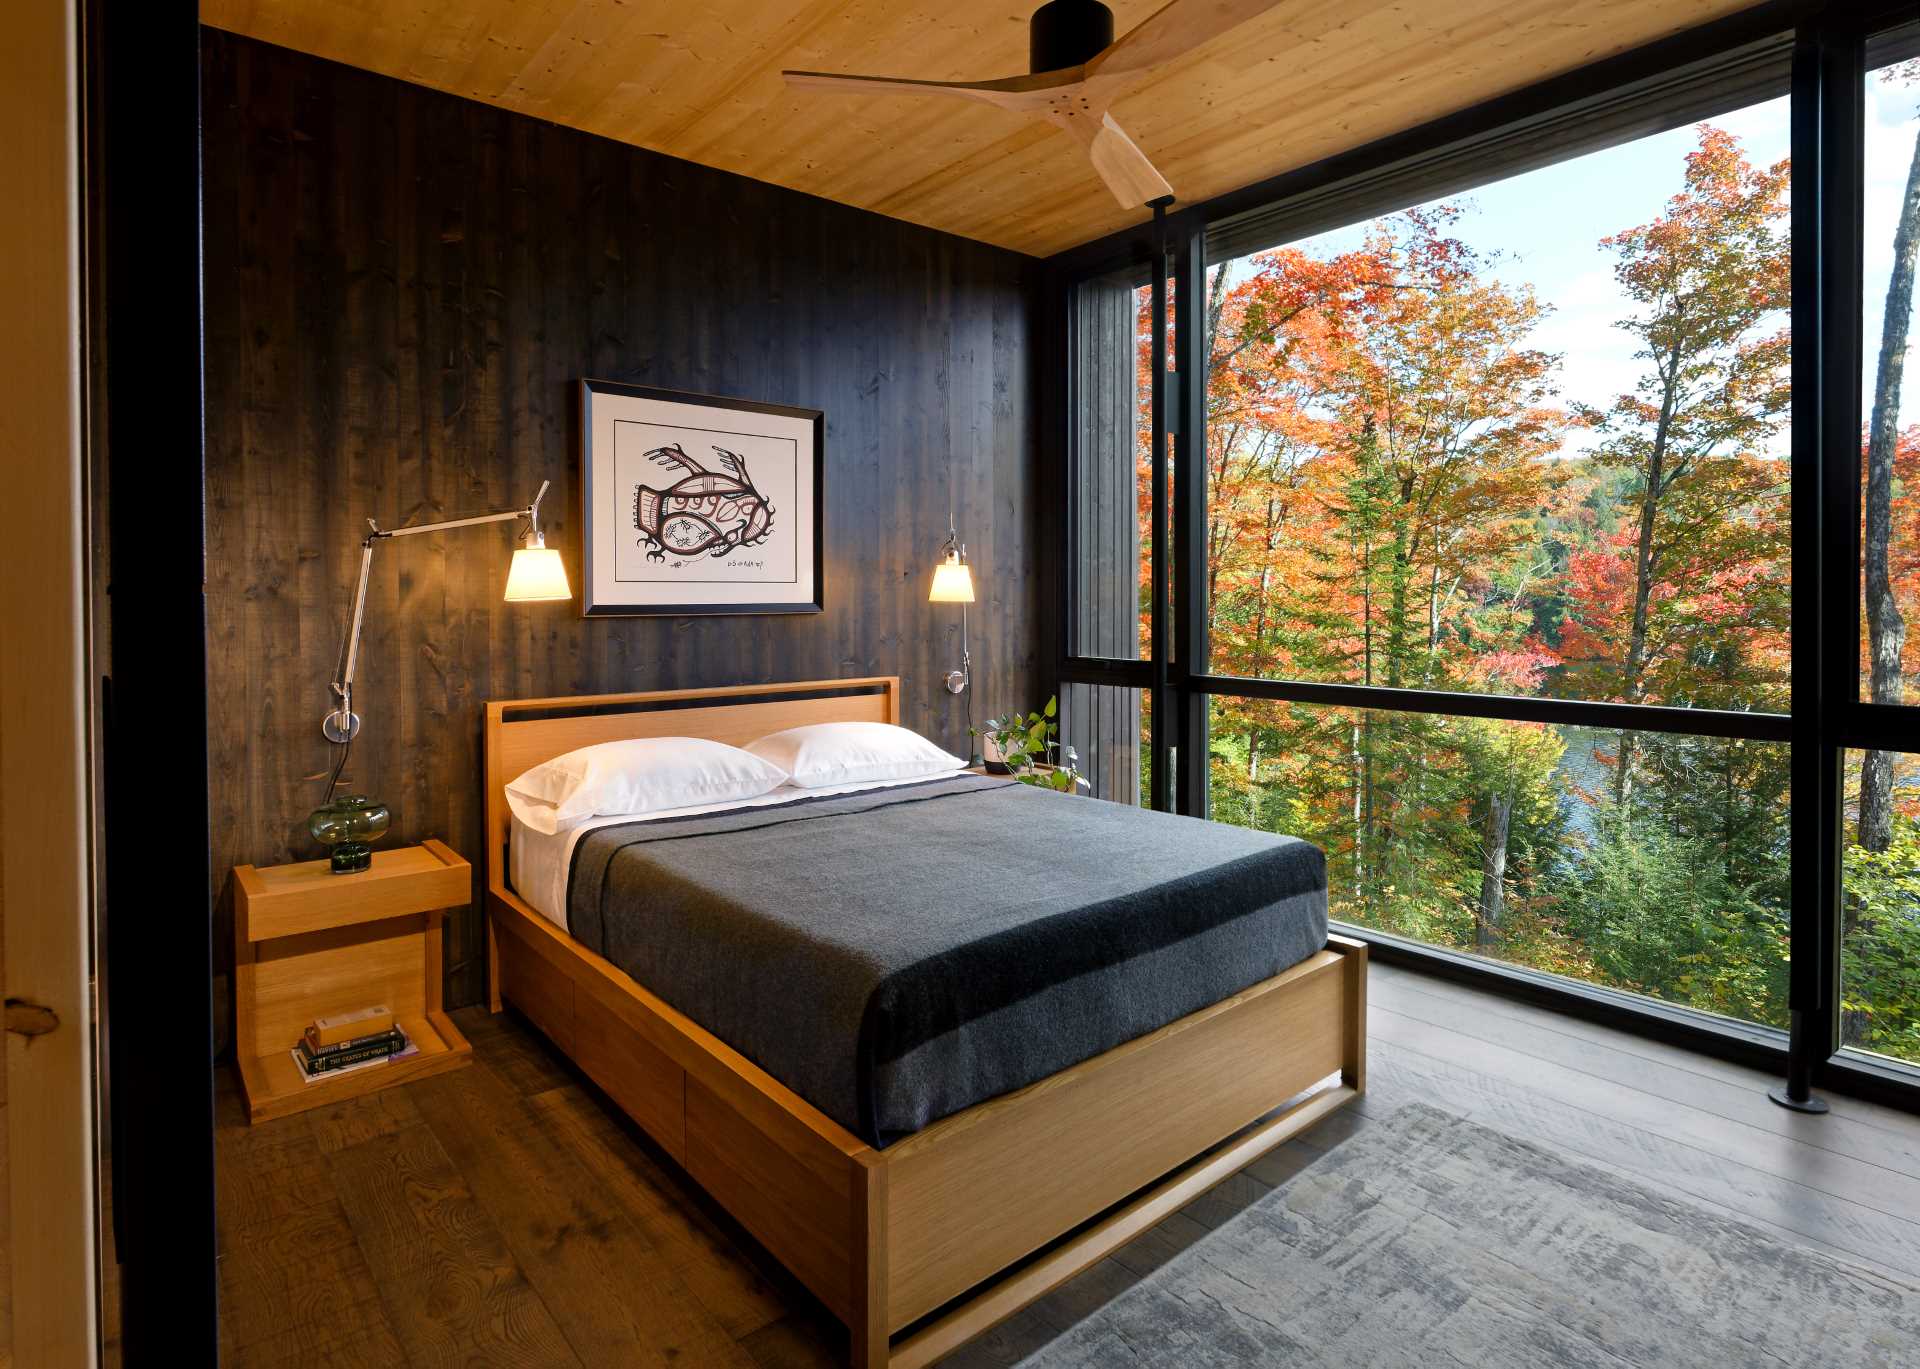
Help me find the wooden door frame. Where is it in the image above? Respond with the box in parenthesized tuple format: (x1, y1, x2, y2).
(1, 0, 98, 1361)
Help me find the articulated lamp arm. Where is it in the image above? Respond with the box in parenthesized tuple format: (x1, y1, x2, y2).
(324, 480, 554, 743)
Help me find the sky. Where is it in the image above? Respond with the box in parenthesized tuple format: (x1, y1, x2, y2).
(1238, 65, 1919, 461)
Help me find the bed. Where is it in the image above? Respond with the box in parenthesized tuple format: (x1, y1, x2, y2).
(484, 677, 1366, 1367)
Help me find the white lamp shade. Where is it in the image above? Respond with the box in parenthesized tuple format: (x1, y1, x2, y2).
(504, 546, 572, 602)
(930, 560, 975, 604)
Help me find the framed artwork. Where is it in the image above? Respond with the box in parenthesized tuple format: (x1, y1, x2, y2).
(578, 380, 824, 616)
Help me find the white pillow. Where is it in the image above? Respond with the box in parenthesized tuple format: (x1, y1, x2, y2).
(745, 721, 963, 789)
(505, 736, 790, 836)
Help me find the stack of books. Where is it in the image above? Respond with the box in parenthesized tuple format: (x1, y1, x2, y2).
(293, 1005, 415, 1082)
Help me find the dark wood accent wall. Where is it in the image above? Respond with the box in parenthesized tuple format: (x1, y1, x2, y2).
(201, 31, 1042, 1013)
(1064, 271, 1143, 806)
(1070, 272, 1143, 664)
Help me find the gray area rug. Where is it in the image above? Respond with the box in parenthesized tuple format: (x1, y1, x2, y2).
(949, 1102, 1920, 1366)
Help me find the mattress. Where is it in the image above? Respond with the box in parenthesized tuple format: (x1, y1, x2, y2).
(510, 773, 931, 928)
(540, 773, 1329, 1146)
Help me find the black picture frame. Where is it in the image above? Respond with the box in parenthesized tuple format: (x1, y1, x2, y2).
(577, 378, 825, 616)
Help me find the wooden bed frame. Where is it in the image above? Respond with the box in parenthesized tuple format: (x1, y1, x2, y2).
(484, 677, 1366, 1367)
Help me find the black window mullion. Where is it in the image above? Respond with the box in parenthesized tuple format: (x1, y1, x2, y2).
(1836, 702, 1920, 752)
(1061, 657, 1153, 690)
(1190, 674, 1792, 743)
(1057, 258, 1082, 679)
(1174, 213, 1209, 817)
(1779, 16, 1861, 1106)
(1148, 200, 1174, 810)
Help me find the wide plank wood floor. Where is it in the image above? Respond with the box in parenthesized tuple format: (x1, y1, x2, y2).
(214, 964, 1920, 1366)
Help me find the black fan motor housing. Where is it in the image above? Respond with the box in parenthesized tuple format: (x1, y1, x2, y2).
(1029, 0, 1115, 73)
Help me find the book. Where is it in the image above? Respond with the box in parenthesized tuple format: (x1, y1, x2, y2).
(298, 1040, 398, 1075)
(293, 1028, 410, 1078)
(296, 1029, 405, 1070)
(302, 1027, 406, 1061)
(291, 1036, 420, 1085)
(308, 1004, 395, 1049)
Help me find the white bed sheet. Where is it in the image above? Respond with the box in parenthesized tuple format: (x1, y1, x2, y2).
(509, 772, 959, 929)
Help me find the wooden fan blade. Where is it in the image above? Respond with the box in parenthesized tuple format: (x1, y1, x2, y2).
(1055, 110, 1174, 208)
(1090, 0, 1288, 81)
(782, 68, 1079, 113)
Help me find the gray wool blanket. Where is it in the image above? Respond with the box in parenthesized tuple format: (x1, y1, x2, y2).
(566, 774, 1328, 1146)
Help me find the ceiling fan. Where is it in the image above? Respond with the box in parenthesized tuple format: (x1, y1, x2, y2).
(782, 0, 1287, 209)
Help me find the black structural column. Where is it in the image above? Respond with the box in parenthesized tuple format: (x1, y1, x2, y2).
(1148, 196, 1175, 809)
(1174, 214, 1210, 817)
(95, 0, 221, 1354)
(1776, 15, 1863, 1114)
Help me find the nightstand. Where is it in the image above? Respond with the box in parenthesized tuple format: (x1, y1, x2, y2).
(229, 838, 473, 1123)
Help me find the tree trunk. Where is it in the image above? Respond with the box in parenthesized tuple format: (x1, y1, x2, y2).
(1616, 339, 1685, 808)
(1861, 120, 1920, 853)
(1386, 519, 1412, 690)
(1201, 262, 1228, 398)
(1613, 727, 1638, 812)
(1351, 720, 1367, 905)
(1477, 791, 1513, 950)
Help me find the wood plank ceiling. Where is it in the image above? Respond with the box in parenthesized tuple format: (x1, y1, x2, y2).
(199, 0, 1763, 257)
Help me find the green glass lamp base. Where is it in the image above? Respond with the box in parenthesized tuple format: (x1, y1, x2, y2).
(329, 843, 373, 874)
(309, 793, 391, 875)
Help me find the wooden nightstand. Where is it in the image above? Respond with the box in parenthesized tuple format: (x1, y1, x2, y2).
(229, 838, 473, 1123)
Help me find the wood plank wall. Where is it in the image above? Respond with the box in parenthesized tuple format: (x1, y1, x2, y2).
(1063, 271, 1143, 806)
(1070, 271, 1144, 665)
(200, 31, 1043, 1014)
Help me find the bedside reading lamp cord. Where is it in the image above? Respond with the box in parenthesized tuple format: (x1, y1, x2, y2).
(963, 627, 975, 765)
(323, 733, 353, 805)
(958, 497, 974, 755)
(323, 621, 355, 803)
(938, 497, 982, 766)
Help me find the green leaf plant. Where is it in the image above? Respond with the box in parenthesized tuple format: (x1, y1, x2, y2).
(971, 695, 1087, 793)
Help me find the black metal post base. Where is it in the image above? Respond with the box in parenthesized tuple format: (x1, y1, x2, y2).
(1768, 1085, 1831, 1114)
(1771, 1010, 1830, 1114)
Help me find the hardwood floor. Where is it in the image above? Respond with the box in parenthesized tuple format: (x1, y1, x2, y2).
(213, 964, 1920, 1366)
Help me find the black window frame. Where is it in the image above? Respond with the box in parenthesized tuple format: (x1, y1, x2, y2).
(1050, 0, 1920, 1112)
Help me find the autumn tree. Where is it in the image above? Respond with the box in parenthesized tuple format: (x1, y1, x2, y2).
(1162, 123, 1814, 1040)
(1318, 215, 1564, 694)
(1565, 125, 1791, 801)
(1195, 236, 1405, 685)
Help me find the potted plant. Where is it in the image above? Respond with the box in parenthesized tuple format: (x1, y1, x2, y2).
(972, 696, 1087, 794)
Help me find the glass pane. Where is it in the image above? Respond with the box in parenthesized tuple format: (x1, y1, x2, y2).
(1060, 683, 1148, 806)
(1861, 56, 1920, 707)
(1842, 748, 1920, 1066)
(1202, 95, 1792, 714)
(1209, 697, 1791, 1029)
(1069, 266, 1151, 660)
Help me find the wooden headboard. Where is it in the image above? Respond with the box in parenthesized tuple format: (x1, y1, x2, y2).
(482, 677, 900, 891)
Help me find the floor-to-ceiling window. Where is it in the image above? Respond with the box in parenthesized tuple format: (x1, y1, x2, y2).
(1842, 45, 1920, 1068)
(1063, 8, 1920, 1100)
(1197, 96, 1795, 1035)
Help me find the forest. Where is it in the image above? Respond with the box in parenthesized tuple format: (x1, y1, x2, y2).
(1148, 94, 1920, 1063)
